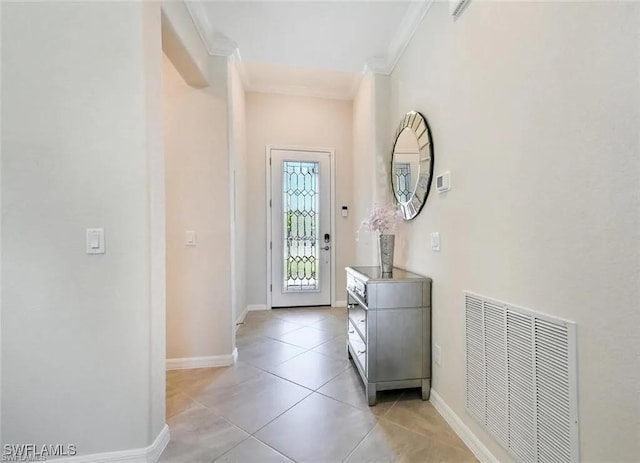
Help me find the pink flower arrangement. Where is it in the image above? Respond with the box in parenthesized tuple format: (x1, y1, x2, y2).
(361, 204, 403, 235)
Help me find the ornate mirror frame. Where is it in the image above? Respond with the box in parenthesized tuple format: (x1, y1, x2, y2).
(391, 111, 434, 220)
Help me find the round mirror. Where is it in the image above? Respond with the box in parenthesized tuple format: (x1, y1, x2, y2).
(391, 111, 434, 220)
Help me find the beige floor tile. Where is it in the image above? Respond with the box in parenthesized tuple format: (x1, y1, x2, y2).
(159, 407, 248, 463)
(345, 419, 477, 463)
(255, 393, 377, 463)
(384, 390, 470, 451)
(258, 318, 305, 338)
(166, 391, 205, 419)
(269, 325, 337, 349)
(192, 361, 263, 397)
(308, 314, 347, 335)
(244, 310, 275, 322)
(167, 367, 224, 398)
(214, 437, 292, 463)
(196, 371, 312, 433)
(268, 350, 350, 390)
(238, 336, 306, 370)
(317, 366, 401, 415)
(271, 308, 330, 325)
(311, 334, 348, 359)
(162, 307, 476, 463)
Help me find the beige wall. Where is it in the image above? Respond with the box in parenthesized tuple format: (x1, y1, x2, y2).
(230, 61, 248, 323)
(1, 1, 165, 453)
(163, 53, 233, 360)
(0, 0, 4, 444)
(245, 92, 354, 306)
(383, 2, 640, 461)
(352, 74, 376, 265)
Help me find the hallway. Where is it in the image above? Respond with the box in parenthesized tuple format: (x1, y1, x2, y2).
(161, 308, 476, 462)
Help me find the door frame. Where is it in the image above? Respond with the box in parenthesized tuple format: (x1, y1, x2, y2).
(265, 145, 336, 309)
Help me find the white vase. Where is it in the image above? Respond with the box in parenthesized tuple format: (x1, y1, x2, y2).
(378, 234, 395, 274)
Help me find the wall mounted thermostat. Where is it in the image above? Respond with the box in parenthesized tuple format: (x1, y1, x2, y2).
(436, 171, 451, 193)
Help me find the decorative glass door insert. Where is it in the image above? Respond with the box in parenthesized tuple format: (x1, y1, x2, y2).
(282, 161, 319, 292)
(270, 148, 331, 307)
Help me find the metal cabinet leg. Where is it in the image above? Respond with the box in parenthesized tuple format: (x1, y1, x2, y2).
(421, 379, 431, 401)
(366, 383, 377, 406)
(347, 341, 352, 359)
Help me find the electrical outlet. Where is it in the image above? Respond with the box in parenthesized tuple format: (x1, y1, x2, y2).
(434, 343, 442, 366)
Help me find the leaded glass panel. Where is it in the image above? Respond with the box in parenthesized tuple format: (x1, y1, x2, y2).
(282, 161, 319, 291)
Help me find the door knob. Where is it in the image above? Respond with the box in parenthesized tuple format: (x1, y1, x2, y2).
(322, 245, 330, 251)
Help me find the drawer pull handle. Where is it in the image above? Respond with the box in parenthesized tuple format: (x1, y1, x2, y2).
(357, 350, 366, 355)
(359, 319, 365, 323)
(348, 330, 355, 334)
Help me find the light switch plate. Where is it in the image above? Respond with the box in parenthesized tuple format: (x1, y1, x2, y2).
(434, 343, 442, 366)
(431, 232, 440, 252)
(185, 231, 197, 246)
(86, 228, 105, 255)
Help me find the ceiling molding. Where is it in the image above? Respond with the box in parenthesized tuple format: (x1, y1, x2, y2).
(366, 0, 434, 75)
(210, 37, 239, 58)
(184, 1, 215, 55)
(363, 58, 389, 76)
(243, 82, 357, 102)
(185, 1, 239, 58)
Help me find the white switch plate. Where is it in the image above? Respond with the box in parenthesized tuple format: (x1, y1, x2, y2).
(434, 343, 442, 366)
(86, 228, 105, 255)
(185, 231, 197, 246)
(431, 232, 440, 252)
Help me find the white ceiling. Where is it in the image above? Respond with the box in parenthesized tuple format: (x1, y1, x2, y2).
(186, 1, 431, 99)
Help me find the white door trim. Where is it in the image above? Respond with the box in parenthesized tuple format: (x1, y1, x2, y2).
(265, 145, 336, 309)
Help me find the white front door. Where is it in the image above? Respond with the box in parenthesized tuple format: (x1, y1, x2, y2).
(270, 148, 331, 307)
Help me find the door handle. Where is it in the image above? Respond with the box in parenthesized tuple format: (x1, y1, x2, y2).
(322, 245, 330, 251)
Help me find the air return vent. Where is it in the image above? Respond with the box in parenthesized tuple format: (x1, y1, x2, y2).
(465, 292, 580, 463)
(450, 0, 472, 18)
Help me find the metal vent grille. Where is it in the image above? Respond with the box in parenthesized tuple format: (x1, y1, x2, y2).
(465, 292, 579, 463)
(450, 0, 472, 18)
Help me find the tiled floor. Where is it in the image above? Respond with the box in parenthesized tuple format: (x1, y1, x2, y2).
(161, 307, 476, 463)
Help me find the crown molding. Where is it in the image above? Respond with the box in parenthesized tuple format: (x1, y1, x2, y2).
(366, 0, 434, 76)
(182, 0, 430, 96)
(184, 0, 239, 58)
(183, 0, 214, 54)
(244, 82, 357, 102)
(210, 37, 239, 58)
(363, 57, 389, 76)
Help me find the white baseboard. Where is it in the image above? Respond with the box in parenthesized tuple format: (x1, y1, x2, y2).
(56, 424, 169, 462)
(236, 306, 249, 331)
(166, 351, 236, 370)
(247, 304, 269, 311)
(430, 390, 499, 463)
(334, 300, 347, 308)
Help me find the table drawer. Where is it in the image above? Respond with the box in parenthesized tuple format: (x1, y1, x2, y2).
(348, 320, 367, 375)
(348, 305, 367, 342)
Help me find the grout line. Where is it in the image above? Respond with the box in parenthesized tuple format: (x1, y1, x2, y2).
(249, 439, 296, 463)
(378, 389, 404, 419)
(248, 389, 313, 437)
(210, 433, 252, 462)
(341, 420, 379, 462)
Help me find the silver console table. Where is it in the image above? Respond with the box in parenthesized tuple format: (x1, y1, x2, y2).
(345, 266, 432, 406)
